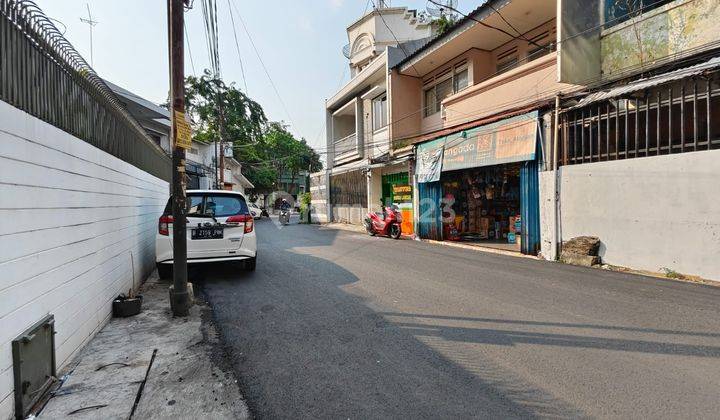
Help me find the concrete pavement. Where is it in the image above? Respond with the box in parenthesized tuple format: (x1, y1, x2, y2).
(199, 216, 720, 419)
(39, 272, 249, 420)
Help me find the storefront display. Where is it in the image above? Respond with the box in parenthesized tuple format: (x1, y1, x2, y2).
(415, 111, 541, 254)
(382, 172, 414, 234)
(439, 164, 522, 250)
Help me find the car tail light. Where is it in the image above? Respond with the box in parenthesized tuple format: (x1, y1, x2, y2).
(226, 214, 254, 233)
(158, 215, 173, 236)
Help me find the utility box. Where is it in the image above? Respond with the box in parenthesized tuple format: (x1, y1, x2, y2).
(12, 314, 56, 419)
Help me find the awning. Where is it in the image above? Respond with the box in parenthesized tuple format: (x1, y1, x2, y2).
(570, 56, 720, 110)
(367, 155, 411, 169)
(416, 111, 539, 182)
(329, 158, 366, 176)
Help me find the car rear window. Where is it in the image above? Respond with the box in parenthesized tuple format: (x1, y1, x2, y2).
(163, 193, 249, 216)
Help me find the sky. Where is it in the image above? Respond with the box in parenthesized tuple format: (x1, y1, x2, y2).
(35, 0, 476, 152)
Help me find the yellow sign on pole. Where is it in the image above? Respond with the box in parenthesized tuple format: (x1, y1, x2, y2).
(174, 110, 192, 149)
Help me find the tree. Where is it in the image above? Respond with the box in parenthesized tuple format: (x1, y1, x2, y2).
(183, 70, 322, 195)
(185, 70, 267, 145)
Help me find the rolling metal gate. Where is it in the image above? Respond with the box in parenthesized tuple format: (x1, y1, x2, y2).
(520, 159, 540, 255)
(417, 181, 442, 240)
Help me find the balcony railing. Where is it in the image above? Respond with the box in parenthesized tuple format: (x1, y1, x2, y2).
(333, 133, 357, 159)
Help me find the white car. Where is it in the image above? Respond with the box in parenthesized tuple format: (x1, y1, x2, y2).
(156, 190, 257, 278)
(248, 202, 263, 219)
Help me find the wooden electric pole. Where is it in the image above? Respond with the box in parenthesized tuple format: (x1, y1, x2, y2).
(168, 0, 191, 316)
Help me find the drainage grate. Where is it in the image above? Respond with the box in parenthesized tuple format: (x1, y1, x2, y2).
(12, 314, 57, 419)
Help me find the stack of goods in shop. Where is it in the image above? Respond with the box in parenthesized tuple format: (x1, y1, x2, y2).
(441, 164, 522, 248)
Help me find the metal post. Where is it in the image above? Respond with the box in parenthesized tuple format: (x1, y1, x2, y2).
(169, 0, 190, 317)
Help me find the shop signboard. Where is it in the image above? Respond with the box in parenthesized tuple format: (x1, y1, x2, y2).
(416, 138, 445, 183)
(442, 111, 538, 172)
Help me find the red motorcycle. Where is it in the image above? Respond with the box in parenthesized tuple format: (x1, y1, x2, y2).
(364, 205, 402, 239)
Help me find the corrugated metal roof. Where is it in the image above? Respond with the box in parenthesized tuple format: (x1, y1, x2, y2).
(570, 56, 720, 110)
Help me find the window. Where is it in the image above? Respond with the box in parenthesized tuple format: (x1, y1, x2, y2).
(604, 0, 675, 27)
(424, 87, 438, 117)
(453, 68, 469, 92)
(372, 94, 388, 131)
(496, 47, 519, 75)
(423, 63, 470, 117)
(526, 30, 557, 62)
(164, 193, 249, 217)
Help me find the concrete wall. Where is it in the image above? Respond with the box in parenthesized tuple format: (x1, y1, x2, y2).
(388, 70, 422, 147)
(551, 150, 720, 280)
(0, 101, 169, 417)
(332, 206, 366, 225)
(310, 171, 329, 223)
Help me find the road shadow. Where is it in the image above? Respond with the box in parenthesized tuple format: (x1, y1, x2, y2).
(193, 222, 589, 419)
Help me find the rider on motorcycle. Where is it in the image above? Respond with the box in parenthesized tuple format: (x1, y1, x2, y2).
(280, 198, 291, 211)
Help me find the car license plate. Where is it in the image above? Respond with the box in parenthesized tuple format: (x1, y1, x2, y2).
(191, 227, 223, 240)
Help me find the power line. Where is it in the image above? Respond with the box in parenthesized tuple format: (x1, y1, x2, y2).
(226, 0, 249, 95)
(428, 0, 551, 52)
(369, 0, 423, 77)
(184, 20, 197, 76)
(200, 0, 221, 77)
(228, 0, 296, 130)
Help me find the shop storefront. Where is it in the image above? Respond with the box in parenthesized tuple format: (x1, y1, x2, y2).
(381, 172, 413, 234)
(415, 112, 541, 255)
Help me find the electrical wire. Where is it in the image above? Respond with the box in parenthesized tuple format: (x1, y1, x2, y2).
(369, 0, 423, 77)
(184, 20, 197, 76)
(228, 0, 296, 130)
(226, 0, 249, 95)
(307, 43, 720, 159)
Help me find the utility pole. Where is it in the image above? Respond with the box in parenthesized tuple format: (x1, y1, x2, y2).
(79, 4, 98, 67)
(168, 0, 191, 317)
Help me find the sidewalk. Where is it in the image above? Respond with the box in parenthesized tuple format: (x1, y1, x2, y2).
(39, 272, 249, 419)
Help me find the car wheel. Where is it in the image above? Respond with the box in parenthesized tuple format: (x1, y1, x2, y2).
(246, 256, 256, 271)
(157, 263, 172, 279)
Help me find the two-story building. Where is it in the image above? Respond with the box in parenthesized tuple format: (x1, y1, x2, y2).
(390, 0, 580, 254)
(324, 3, 434, 227)
(549, 0, 720, 280)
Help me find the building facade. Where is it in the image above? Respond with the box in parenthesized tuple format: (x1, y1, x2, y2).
(544, 0, 720, 279)
(390, 0, 580, 254)
(324, 4, 434, 226)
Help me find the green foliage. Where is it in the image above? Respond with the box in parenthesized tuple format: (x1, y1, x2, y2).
(435, 15, 456, 35)
(184, 70, 322, 193)
(299, 192, 312, 210)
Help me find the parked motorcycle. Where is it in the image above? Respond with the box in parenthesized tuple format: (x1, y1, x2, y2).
(364, 205, 402, 239)
(279, 209, 290, 225)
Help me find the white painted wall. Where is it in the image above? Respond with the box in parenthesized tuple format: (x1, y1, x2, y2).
(549, 150, 720, 280)
(0, 101, 169, 418)
(538, 170, 556, 260)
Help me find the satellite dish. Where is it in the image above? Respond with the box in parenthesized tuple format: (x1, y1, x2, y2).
(342, 43, 351, 59)
(426, 0, 458, 19)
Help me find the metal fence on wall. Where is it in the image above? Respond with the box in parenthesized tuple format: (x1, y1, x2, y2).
(0, 0, 171, 181)
(329, 170, 367, 207)
(559, 72, 720, 166)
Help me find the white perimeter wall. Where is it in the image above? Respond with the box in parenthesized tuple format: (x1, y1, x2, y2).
(0, 101, 169, 418)
(542, 149, 720, 280)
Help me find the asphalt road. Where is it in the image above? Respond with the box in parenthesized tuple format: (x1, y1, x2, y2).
(198, 215, 720, 419)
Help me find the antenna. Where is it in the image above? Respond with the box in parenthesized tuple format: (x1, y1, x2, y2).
(342, 43, 351, 59)
(426, 0, 458, 20)
(79, 3, 98, 67)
